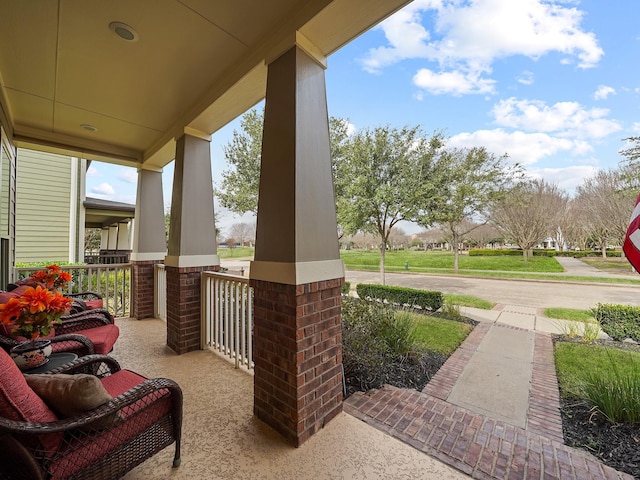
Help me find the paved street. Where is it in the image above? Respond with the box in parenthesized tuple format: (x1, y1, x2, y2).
(220, 257, 640, 310)
(345, 270, 640, 310)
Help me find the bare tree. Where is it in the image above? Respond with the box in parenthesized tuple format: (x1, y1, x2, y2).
(229, 222, 256, 247)
(573, 169, 634, 257)
(466, 223, 501, 249)
(415, 228, 447, 250)
(490, 180, 568, 260)
(387, 226, 408, 250)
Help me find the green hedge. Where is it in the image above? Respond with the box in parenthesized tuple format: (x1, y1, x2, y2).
(592, 303, 640, 342)
(341, 281, 351, 295)
(469, 249, 621, 258)
(355, 283, 443, 312)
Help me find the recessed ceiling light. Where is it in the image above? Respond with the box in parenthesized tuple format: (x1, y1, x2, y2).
(81, 124, 98, 132)
(109, 21, 138, 42)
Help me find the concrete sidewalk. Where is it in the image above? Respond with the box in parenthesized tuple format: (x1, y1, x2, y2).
(345, 304, 633, 479)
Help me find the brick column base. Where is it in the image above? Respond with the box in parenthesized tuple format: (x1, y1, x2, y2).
(166, 265, 219, 354)
(251, 277, 344, 447)
(131, 260, 162, 320)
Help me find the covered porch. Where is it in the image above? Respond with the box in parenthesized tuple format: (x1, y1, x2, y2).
(0, 0, 413, 448)
(114, 316, 462, 479)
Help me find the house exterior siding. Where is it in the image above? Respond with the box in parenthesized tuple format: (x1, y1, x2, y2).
(15, 150, 73, 263)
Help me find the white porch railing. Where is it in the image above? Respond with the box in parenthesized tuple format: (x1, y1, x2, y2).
(201, 271, 253, 370)
(13, 263, 132, 317)
(154, 263, 167, 321)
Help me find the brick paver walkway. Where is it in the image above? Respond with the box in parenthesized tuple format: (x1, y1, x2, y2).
(344, 321, 632, 480)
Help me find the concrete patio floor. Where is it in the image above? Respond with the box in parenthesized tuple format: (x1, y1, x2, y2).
(115, 317, 467, 480)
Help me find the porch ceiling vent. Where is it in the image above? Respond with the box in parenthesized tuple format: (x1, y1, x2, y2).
(109, 22, 139, 42)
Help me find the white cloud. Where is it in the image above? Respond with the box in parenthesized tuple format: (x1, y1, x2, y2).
(86, 166, 101, 177)
(594, 85, 616, 100)
(447, 129, 591, 166)
(526, 165, 599, 191)
(346, 122, 357, 136)
(92, 182, 115, 195)
(632, 122, 640, 134)
(413, 68, 496, 95)
(118, 169, 138, 184)
(517, 71, 534, 86)
(361, 0, 603, 95)
(491, 98, 622, 139)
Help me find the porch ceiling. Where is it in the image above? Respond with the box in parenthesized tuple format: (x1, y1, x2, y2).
(0, 0, 410, 170)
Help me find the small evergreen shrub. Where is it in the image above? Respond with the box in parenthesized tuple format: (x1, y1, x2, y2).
(591, 303, 640, 342)
(341, 281, 351, 295)
(355, 283, 443, 311)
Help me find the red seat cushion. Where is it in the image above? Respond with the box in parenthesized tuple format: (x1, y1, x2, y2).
(84, 299, 103, 310)
(0, 348, 61, 454)
(74, 324, 119, 354)
(49, 370, 172, 479)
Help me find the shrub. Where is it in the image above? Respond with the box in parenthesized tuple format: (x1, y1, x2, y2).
(467, 249, 621, 258)
(591, 303, 640, 342)
(355, 283, 443, 311)
(341, 298, 438, 395)
(581, 349, 640, 424)
(341, 281, 351, 295)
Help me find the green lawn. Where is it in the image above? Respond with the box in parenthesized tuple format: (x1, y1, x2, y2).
(341, 249, 563, 272)
(544, 308, 594, 322)
(555, 342, 640, 398)
(444, 293, 495, 310)
(408, 312, 473, 355)
(217, 247, 254, 258)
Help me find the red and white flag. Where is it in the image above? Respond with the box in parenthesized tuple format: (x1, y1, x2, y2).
(623, 192, 640, 272)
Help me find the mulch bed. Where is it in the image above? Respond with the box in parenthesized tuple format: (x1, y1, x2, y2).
(560, 398, 640, 478)
(556, 337, 640, 479)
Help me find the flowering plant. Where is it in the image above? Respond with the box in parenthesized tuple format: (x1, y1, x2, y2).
(30, 264, 72, 291)
(0, 286, 73, 340)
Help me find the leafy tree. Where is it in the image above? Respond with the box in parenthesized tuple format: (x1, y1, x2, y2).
(334, 126, 445, 283)
(218, 108, 350, 215)
(84, 228, 101, 251)
(418, 147, 523, 272)
(490, 180, 568, 260)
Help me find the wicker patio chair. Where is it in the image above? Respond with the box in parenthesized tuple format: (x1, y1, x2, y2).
(0, 292, 119, 357)
(0, 350, 183, 480)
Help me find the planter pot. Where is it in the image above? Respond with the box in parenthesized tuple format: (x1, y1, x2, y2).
(10, 340, 53, 371)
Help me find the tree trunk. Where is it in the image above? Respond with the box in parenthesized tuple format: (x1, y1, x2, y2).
(453, 231, 460, 273)
(380, 243, 386, 285)
(601, 242, 607, 259)
(523, 248, 532, 262)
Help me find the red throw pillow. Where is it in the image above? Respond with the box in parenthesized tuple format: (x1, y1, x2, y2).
(0, 348, 62, 454)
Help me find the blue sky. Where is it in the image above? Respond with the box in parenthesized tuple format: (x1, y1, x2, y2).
(86, 0, 640, 236)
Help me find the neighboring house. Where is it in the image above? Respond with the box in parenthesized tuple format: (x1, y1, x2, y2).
(14, 149, 134, 265)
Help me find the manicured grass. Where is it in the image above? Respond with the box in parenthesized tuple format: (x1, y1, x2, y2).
(554, 342, 640, 398)
(341, 249, 564, 272)
(544, 308, 594, 322)
(444, 293, 495, 310)
(217, 247, 254, 258)
(409, 312, 473, 355)
(346, 263, 640, 285)
(581, 257, 635, 274)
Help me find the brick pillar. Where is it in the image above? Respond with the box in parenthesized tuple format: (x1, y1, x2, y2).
(166, 265, 219, 354)
(131, 259, 161, 319)
(251, 277, 344, 447)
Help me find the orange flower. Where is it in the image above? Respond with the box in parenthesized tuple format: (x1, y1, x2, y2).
(0, 285, 72, 340)
(29, 264, 72, 290)
(21, 286, 52, 314)
(48, 291, 73, 312)
(0, 297, 23, 324)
